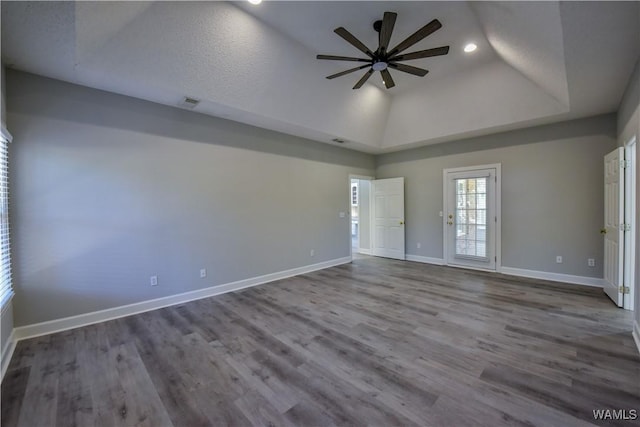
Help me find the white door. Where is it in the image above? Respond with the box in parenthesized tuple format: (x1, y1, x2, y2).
(603, 147, 624, 307)
(445, 167, 498, 270)
(371, 177, 405, 260)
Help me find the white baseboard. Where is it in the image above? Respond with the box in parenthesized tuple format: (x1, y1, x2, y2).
(500, 266, 605, 288)
(405, 254, 445, 265)
(403, 258, 603, 287)
(357, 248, 372, 255)
(13, 256, 351, 342)
(633, 320, 640, 355)
(1, 329, 16, 380)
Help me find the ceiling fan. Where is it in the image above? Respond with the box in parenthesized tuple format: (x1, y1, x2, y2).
(317, 12, 449, 90)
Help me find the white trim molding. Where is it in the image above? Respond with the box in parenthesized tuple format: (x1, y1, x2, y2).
(357, 248, 373, 255)
(1, 329, 16, 380)
(13, 256, 351, 341)
(633, 320, 640, 355)
(405, 255, 445, 265)
(501, 266, 605, 288)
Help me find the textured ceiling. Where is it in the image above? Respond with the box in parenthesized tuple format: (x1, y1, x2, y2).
(2, 1, 639, 153)
(234, 1, 497, 95)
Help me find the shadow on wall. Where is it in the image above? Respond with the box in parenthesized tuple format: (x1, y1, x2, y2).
(6, 70, 374, 170)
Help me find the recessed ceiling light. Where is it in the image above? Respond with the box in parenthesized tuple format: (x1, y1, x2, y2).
(464, 43, 477, 53)
(248, 0, 262, 4)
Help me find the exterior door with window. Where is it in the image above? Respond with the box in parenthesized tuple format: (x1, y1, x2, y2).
(445, 167, 498, 270)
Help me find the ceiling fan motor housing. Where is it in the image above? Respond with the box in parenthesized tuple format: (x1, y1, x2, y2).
(372, 61, 388, 71)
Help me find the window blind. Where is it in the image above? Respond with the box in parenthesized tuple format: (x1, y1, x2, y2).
(0, 131, 13, 309)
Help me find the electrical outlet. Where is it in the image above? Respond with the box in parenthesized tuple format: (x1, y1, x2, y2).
(150, 275, 158, 286)
(417, 242, 421, 249)
(556, 256, 563, 264)
(588, 258, 595, 267)
(310, 249, 315, 257)
(200, 268, 207, 278)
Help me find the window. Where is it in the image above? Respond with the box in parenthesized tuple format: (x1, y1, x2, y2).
(0, 129, 13, 310)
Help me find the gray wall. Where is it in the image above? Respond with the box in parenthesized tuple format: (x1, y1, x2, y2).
(376, 115, 617, 278)
(618, 58, 639, 141)
(3, 67, 634, 330)
(617, 55, 640, 331)
(7, 71, 374, 326)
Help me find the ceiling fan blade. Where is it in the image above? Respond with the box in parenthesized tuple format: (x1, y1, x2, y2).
(378, 12, 397, 54)
(353, 69, 374, 89)
(317, 54, 370, 63)
(390, 46, 449, 61)
(380, 69, 395, 89)
(388, 62, 428, 77)
(387, 19, 442, 57)
(334, 27, 375, 58)
(326, 65, 371, 80)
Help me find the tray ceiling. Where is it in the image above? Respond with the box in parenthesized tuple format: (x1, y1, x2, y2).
(2, 1, 639, 153)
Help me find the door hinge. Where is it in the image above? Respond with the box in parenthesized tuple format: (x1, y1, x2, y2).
(619, 286, 630, 294)
(620, 160, 630, 169)
(620, 223, 631, 232)
(495, 216, 497, 223)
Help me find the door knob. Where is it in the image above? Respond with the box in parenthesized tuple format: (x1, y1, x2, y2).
(448, 221, 453, 225)
(400, 221, 404, 225)
(600, 228, 607, 234)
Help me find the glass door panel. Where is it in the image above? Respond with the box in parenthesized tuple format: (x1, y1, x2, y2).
(454, 177, 488, 259)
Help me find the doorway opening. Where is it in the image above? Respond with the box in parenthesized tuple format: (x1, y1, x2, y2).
(349, 176, 373, 257)
(351, 179, 359, 250)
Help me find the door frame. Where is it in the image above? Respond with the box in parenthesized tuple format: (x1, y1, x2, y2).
(443, 164, 502, 272)
(348, 174, 374, 261)
(624, 137, 636, 311)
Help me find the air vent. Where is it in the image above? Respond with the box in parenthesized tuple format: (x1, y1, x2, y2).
(332, 138, 347, 144)
(178, 96, 200, 109)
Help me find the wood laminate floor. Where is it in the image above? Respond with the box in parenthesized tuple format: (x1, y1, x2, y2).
(2, 256, 639, 427)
